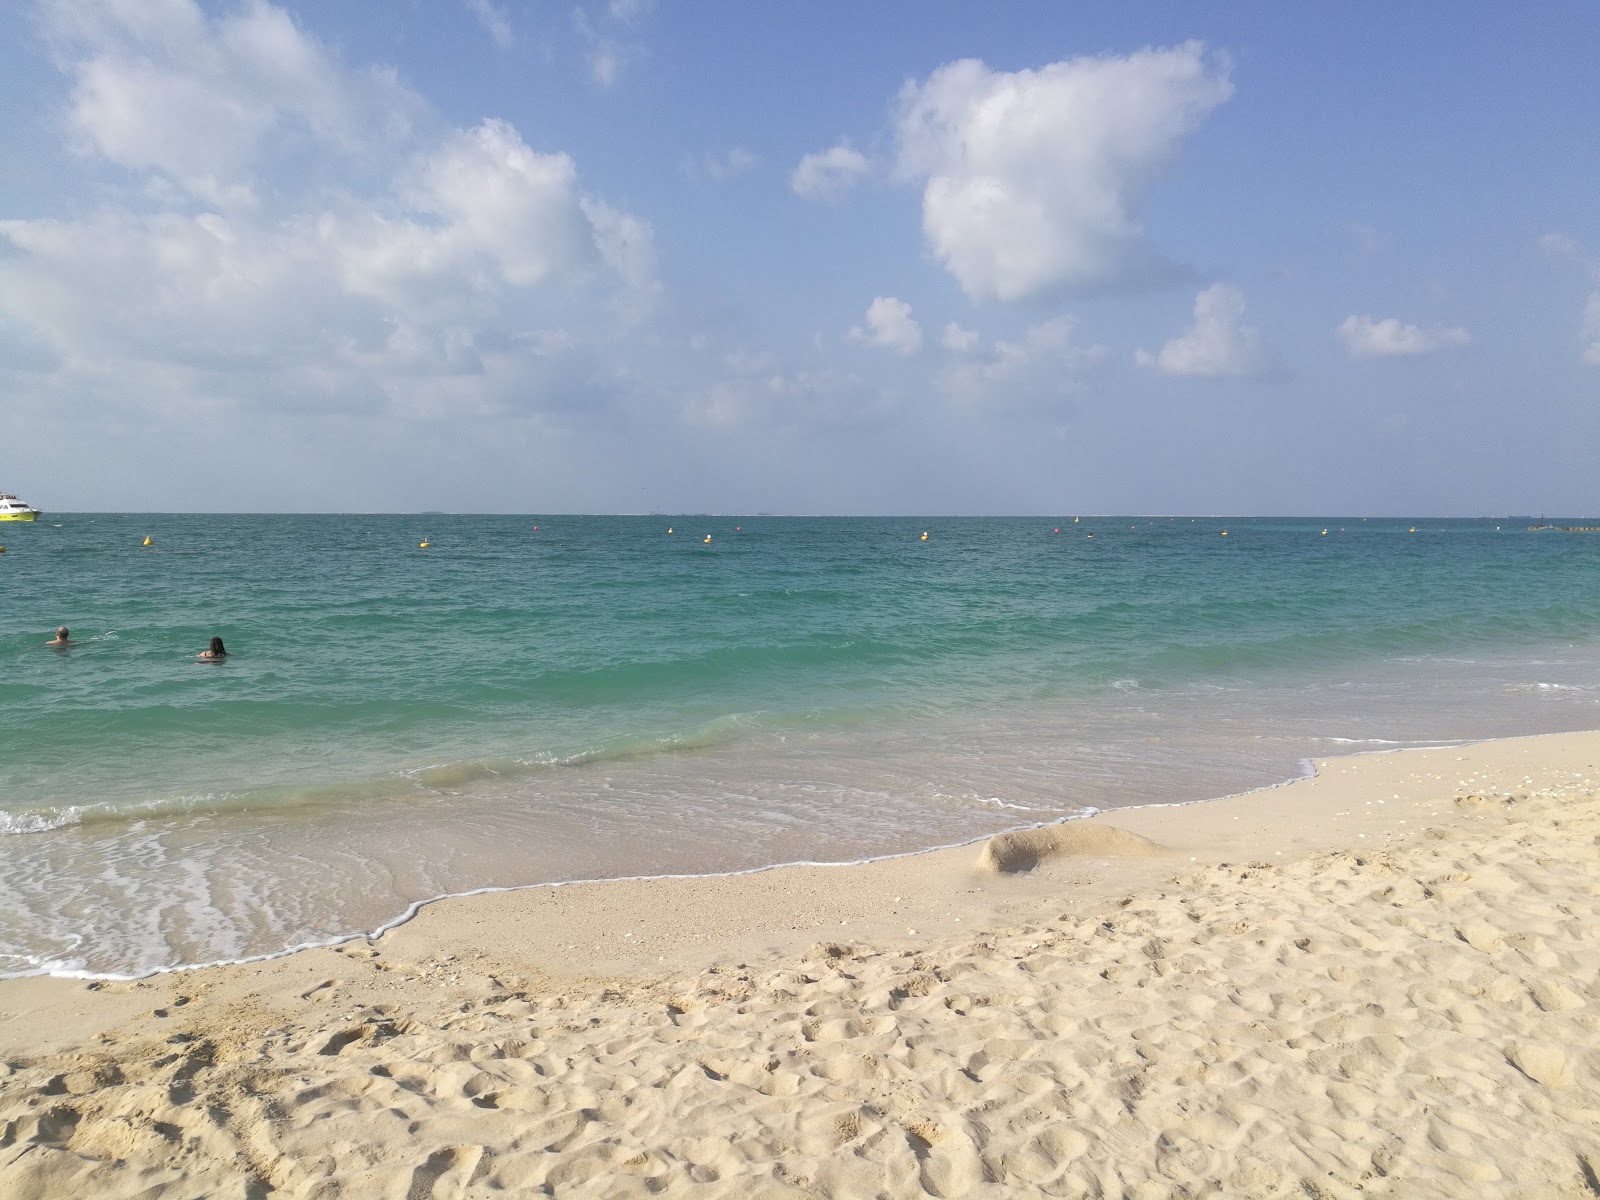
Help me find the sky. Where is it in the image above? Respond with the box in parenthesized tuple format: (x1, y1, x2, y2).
(1, 0, 1597, 515)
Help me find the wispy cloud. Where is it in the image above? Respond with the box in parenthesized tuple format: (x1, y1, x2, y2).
(463, 0, 514, 50)
(1336, 315, 1470, 358)
(1539, 232, 1582, 261)
(940, 316, 1107, 409)
(1582, 294, 1600, 366)
(573, 0, 653, 87)
(1344, 223, 1384, 255)
(683, 352, 885, 431)
(791, 142, 870, 202)
(701, 147, 758, 181)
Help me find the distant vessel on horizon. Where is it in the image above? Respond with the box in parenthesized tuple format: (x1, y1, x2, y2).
(0, 493, 40, 521)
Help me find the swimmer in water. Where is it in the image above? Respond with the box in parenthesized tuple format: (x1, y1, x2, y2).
(197, 636, 228, 661)
(46, 626, 73, 647)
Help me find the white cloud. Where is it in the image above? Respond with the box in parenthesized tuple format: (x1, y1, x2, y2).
(0, 0, 654, 426)
(1137, 283, 1267, 378)
(1336, 314, 1470, 358)
(463, 0, 514, 50)
(849, 297, 922, 355)
(42, 0, 421, 209)
(942, 322, 979, 353)
(409, 120, 595, 288)
(791, 142, 871, 202)
(940, 316, 1107, 407)
(893, 44, 1232, 301)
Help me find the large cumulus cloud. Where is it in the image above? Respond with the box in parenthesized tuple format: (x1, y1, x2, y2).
(894, 43, 1232, 302)
(0, 0, 656, 425)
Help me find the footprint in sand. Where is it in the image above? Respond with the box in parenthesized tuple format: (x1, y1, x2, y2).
(405, 1144, 484, 1199)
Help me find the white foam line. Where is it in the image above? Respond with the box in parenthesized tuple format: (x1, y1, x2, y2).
(4, 814, 1108, 982)
(10, 726, 1588, 984)
(1313, 737, 1465, 747)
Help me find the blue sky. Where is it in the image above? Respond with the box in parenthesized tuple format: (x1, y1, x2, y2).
(2, 0, 1597, 514)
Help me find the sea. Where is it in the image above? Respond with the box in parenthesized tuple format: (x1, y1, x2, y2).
(4, 513, 1600, 979)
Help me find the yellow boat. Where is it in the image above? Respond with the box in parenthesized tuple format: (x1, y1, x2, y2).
(0, 494, 40, 521)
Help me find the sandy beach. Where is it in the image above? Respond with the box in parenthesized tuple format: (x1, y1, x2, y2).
(3, 730, 1599, 1198)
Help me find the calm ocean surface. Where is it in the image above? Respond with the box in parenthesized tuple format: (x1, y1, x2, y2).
(5, 514, 1600, 977)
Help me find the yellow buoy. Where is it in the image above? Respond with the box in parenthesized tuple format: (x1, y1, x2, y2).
(667, 527, 673, 534)
(920, 532, 928, 541)
(1409, 527, 1416, 533)
(1073, 516, 1079, 523)
(0, 546, 6, 554)
(704, 535, 712, 543)
(1321, 529, 1328, 536)
(142, 535, 153, 546)
(419, 540, 430, 548)
(1221, 531, 1229, 537)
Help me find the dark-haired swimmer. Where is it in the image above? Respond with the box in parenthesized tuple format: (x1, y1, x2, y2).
(197, 636, 228, 661)
(46, 626, 73, 647)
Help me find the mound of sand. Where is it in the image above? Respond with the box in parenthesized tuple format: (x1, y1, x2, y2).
(976, 819, 1165, 872)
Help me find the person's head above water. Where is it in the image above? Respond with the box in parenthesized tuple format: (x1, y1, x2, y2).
(209, 636, 226, 656)
(56, 626, 68, 639)
(46, 626, 70, 645)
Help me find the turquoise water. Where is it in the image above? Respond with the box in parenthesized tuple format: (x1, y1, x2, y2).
(4, 514, 1600, 977)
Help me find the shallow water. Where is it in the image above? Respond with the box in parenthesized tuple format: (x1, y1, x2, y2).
(4, 514, 1598, 976)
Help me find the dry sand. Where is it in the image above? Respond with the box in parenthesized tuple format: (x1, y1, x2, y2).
(3, 731, 1600, 1197)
